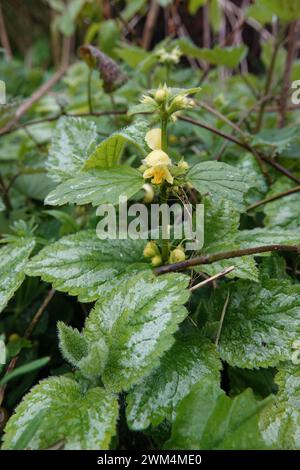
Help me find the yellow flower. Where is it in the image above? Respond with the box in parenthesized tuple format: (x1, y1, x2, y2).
(145, 128, 162, 150)
(144, 149, 171, 167)
(143, 129, 173, 185)
(143, 165, 173, 185)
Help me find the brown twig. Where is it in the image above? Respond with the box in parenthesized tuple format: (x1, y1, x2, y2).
(24, 289, 56, 339)
(247, 185, 300, 211)
(262, 156, 300, 185)
(0, 3, 12, 60)
(0, 109, 127, 137)
(255, 34, 282, 133)
(190, 266, 235, 291)
(155, 245, 300, 275)
(0, 173, 12, 212)
(0, 288, 56, 406)
(0, 36, 72, 136)
(215, 290, 230, 347)
(142, 0, 160, 50)
(278, 21, 300, 128)
(179, 115, 300, 185)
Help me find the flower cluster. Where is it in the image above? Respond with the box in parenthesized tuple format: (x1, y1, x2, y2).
(141, 84, 197, 120)
(142, 129, 173, 185)
(143, 241, 186, 266)
(156, 46, 182, 66)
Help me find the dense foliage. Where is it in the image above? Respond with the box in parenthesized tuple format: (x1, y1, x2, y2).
(1, 0, 300, 451)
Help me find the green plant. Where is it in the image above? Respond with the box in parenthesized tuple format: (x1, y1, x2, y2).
(1, 0, 300, 452)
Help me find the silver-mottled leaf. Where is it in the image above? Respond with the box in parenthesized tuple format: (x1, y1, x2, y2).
(188, 161, 250, 209)
(2, 376, 118, 450)
(126, 334, 221, 430)
(0, 238, 35, 313)
(26, 230, 149, 302)
(46, 117, 97, 183)
(260, 363, 300, 449)
(83, 271, 190, 392)
(206, 280, 300, 368)
(45, 166, 144, 206)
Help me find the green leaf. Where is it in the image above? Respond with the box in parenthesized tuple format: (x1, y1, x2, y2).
(57, 322, 88, 368)
(188, 0, 206, 15)
(3, 376, 118, 450)
(187, 161, 250, 210)
(246, 3, 273, 24)
(177, 39, 248, 68)
(0, 357, 50, 386)
(126, 334, 221, 430)
(260, 363, 300, 449)
(0, 238, 35, 313)
(206, 279, 300, 368)
(115, 44, 148, 68)
(263, 178, 300, 229)
(26, 230, 149, 302)
(228, 367, 276, 399)
(12, 410, 48, 450)
(83, 271, 190, 392)
(84, 120, 148, 169)
(122, 0, 146, 21)
(78, 339, 109, 380)
(252, 126, 299, 154)
(200, 199, 259, 282)
(44, 166, 144, 206)
(235, 227, 300, 247)
(166, 379, 273, 450)
(46, 117, 98, 183)
(256, 0, 300, 22)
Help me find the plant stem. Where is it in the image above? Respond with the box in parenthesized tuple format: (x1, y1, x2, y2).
(87, 68, 93, 114)
(155, 244, 300, 275)
(278, 20, 299, 128)
(247, 185, 300, 211)
(190, 266, 235, 291)
(160, 116, 169, 263)
(0, 288, 55, 406)
(215, 290, 230, 347)
(255, 34, 282, 133)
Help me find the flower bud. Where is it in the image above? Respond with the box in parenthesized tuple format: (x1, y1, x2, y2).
(155, 85, 169, 104)
(143, 183, 155, 203)
(151, 255, 163, 267)
(9, 333, 20, 342)
(169, 246, 186, 263)
(143, 241, 159, 258)
(177, 159, 189, 171)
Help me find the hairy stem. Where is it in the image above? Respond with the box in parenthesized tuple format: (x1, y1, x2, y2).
(160, 116, 169, 263)
(87, 68, 93, 114)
